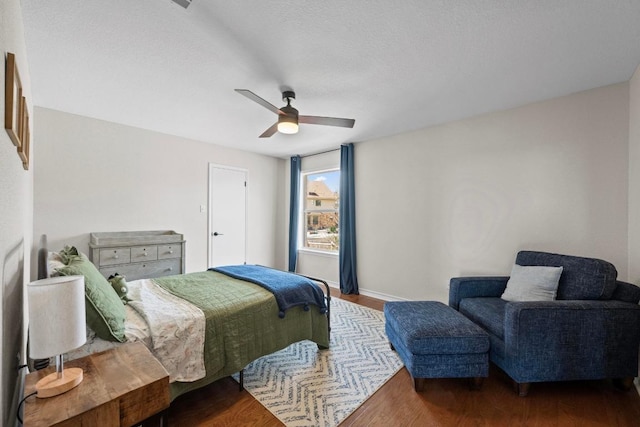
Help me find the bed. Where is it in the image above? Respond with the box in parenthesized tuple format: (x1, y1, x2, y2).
(37, 240, 330, 400)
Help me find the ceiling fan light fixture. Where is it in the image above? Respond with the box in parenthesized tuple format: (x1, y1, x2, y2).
(277, 115, 299, 134)
(235, 88, 355, 138)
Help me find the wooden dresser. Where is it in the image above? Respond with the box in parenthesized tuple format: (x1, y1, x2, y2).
(89, 230, 185, 281)
(23, 342, 170, 427)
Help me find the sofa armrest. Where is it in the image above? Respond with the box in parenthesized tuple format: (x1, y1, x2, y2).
(612, 280, 640, 304)
(503, 300, 640, 378)
(449, 276, 509, 310)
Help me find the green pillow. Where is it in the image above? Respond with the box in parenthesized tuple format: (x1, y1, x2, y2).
(56, 256, 126, 342)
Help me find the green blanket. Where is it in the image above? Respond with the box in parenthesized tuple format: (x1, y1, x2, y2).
(153, 271, 329, 400)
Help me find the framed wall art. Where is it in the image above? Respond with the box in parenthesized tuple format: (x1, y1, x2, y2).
(18, 96, 30, 170)
(4, 52, 23, 148)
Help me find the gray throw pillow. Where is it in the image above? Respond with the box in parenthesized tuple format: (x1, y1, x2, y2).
(501, 264, 563, 302)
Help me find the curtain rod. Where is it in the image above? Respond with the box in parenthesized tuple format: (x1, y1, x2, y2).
(301, 147, 340, 159)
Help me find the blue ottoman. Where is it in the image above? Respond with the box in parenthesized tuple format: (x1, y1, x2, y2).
(384, 301, 490, 391)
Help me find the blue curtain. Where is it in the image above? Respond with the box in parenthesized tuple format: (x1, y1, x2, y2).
(339, 143, 359, 294)
(288, 155, 301, 272)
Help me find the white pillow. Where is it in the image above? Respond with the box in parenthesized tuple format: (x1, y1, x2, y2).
(501, 264, 563, 302)
(47, 251, 65, 277)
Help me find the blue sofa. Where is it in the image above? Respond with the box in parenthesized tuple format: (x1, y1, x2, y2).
(449, 250, 640, 396)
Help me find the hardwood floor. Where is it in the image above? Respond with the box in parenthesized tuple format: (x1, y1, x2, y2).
(167, 290, 640, 426)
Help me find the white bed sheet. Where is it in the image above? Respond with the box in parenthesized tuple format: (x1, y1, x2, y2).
(66, 278, 206, 383)
(66, 304, 151, 360)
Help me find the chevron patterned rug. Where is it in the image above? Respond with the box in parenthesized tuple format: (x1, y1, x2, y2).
(234, 297, 404, 427)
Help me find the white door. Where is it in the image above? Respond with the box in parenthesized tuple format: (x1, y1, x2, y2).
(208, 164, 247, 267)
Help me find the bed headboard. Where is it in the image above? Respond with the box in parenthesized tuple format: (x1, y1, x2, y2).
(32, 234, 53, 371)
(37, 234, 49, 280)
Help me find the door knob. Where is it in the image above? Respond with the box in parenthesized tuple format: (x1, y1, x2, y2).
(212, 232, 224, 236)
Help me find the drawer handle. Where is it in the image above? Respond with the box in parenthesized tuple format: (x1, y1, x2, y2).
(114, 255, 119, 259)
(168, 267, 173, 271)
(169, 250, 174, 254)
(143, 252, 148, 257)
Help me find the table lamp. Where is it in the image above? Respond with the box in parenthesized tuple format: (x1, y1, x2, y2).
(27, 275, 87, 398)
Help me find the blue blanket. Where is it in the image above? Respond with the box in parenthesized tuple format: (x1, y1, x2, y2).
(209, 265, 327, 318)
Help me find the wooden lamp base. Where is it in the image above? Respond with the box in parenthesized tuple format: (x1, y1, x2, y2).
(35, 367, 83, 398)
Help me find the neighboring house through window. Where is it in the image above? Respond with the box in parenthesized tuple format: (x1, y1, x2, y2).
(303, 170, 340, 252)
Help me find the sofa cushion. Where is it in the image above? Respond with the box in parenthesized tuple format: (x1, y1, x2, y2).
(501, 264, 563, 302)
(384, 301, 489, 355)
(459, 297, 507, 340)
(515, 251, 617, 300)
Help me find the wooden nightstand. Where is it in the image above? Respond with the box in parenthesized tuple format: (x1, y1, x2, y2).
(23, 342, 170, 427)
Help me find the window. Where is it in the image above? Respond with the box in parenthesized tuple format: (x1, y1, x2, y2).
(303, 170, 340, 252)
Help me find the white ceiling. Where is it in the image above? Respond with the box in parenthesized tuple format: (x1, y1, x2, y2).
(21, 0, 640, 159)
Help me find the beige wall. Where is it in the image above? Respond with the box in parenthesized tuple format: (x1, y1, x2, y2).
(629, 64, 640, 283)
(0, 0, 33, 424)
(355, 83, 630, 301)
(33, 108, 283, 274)
(290, 83, 633, 300)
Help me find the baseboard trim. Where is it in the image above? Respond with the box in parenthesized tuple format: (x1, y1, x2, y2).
(327, 283, 409, 302)
(357, 288, 409, 301)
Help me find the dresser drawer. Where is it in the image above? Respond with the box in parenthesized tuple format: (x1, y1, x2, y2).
(131, 246, 158, 262)
(158, 244, 181, 259)
(100, 259, 181, 281)
(99, 248, 131, 266)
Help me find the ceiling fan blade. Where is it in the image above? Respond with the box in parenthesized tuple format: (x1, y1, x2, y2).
(259, 123, 279, 138)
(299, 115, 355, 128)
(235, 89, 284, 115)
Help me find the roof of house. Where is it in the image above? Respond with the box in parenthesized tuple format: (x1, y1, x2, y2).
(307, 180, 336, 199)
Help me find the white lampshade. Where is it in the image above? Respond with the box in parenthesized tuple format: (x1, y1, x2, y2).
(28, 276, 86, 359)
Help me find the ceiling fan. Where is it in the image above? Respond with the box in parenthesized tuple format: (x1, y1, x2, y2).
(235, 89, 355, 138)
